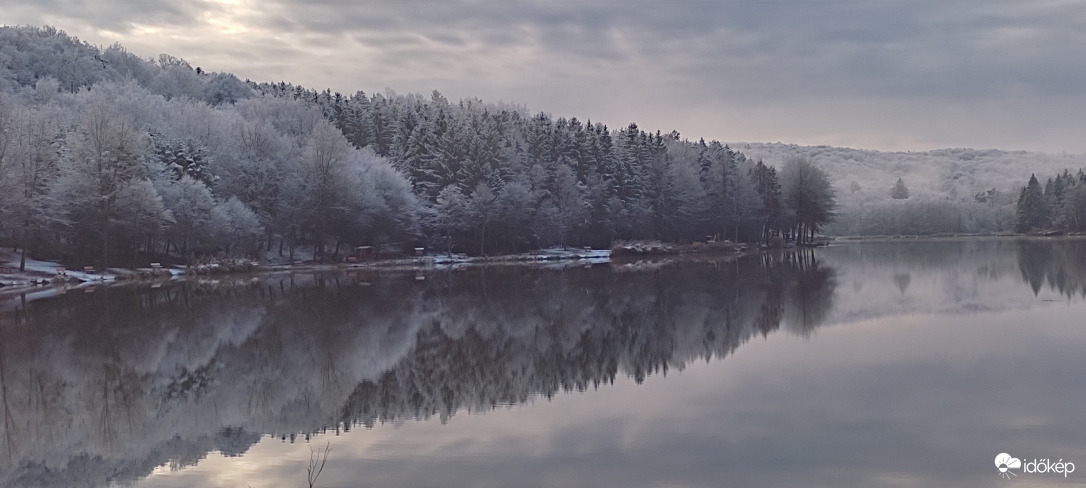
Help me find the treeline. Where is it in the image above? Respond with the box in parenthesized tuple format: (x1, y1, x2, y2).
(825, 160, 1014, 236)
(745, 144, 1086, 237)
(0, 26, 835, 268)
(1013, 169, 1086, 233)
(827, 200, 1012, 236)
(0, 82, 417, 269)
(253, 82, 836, 250)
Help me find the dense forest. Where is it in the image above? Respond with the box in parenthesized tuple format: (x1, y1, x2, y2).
(3, 26, 1083, 269)
(1012, 170, 1086, 233)
(0, 26, 838, 268)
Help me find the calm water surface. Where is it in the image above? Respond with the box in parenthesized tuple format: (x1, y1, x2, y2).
(1, 239, 1085, 488)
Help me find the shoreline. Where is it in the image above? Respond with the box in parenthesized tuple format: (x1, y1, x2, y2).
(4, 233, 1084, 301)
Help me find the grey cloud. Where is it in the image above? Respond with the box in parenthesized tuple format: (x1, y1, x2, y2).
(27, 0, 219, 33)
(5, 0, 1086, 151)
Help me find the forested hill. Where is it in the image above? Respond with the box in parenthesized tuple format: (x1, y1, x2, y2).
(738, 143, 1086, 236)
(0, 26, 1080, 269)
(1, 25, 833, 268)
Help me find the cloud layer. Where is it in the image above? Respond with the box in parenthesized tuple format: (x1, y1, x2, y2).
(6, 0, 1086, 152)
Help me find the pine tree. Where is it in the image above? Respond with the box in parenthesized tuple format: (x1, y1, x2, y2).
(342, 91, 374, 149)
(1014, 174, 1049, 232)
(752, 160, 783, 243)
(890, 178, 910, 199)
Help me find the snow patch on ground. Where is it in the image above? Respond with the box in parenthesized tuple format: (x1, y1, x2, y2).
(0, 249, 122, 292)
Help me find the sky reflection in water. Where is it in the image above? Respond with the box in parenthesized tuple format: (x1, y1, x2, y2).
(1, 239, 1084, 488)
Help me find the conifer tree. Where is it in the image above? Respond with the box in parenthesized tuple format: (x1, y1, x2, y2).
(1015, 174, 1049, 232)
(890, 178, 910, 199)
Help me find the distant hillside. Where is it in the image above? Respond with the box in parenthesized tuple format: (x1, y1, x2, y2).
(736, 143, 1086, 235)
(737, 143, 1082, 206)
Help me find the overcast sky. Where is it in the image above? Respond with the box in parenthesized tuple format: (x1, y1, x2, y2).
(6, 0, 1086, 153)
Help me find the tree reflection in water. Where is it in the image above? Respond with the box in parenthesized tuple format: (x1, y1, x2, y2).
(1015, 238, 1086, 298)
(0, 252, 836, 487)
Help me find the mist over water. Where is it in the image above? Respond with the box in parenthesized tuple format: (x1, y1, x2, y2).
(2, 238, 1085, 488)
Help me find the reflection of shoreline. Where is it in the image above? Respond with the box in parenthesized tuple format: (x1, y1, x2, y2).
(813, 239, 1086, 329)
(1015, 240, 1086, 298)
(342, 251, 837, 429)
(833, 234, 1086, 243)
(6, 238, 1084, 488)
(0, 253, 839, 487)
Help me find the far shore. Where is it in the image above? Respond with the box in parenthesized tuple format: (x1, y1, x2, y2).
(830, 232, 1086, 242)
(3, 233, 1084, 300)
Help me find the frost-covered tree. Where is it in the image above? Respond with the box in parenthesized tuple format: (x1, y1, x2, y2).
(342, 148, 420, 252)
(298, 121, 353, 259)
(751, 160, 783, 244)
(890, 178, 910, 200)
(1055, 185, 1086, 231)
(550, 163, 588, 246)
(54, 101, 146, 266)
(491, 180, 539, 252)
(429, 185, 474, 254)
(157, 175, 216, 261)
(662, 152, 708, 242)
(1014, 174, 1049, 233)
(202, 72, 253, 106)
(113, 179, 174, 258)
(0, 95, 16, 242)
(780, 157, 836, 244)
(209, 197, 263, 257)
(468, 182, 497, 255)
(0, 94, 70, 269)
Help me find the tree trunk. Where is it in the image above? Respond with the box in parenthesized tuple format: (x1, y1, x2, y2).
(479, 222, 487, 256)
(101, 228, 110, 270)
(288, 228, 296, 262)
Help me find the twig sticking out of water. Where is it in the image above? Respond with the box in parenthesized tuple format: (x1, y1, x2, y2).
(307, 441, 331, 488)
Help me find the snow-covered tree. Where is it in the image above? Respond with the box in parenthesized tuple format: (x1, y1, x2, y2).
(780, 157, 836, 244)
(1014, 174, 1049, 233)
(291, 121, 353, 260)
(890, 178, 910, 199)
(113, 179, 174, 258)
(209, 197, 263, 257)
(550, 163, 588, 246)
(429, 185, 474, 254)
(157, 175, 217, 261)
(54, 101, 146, 265)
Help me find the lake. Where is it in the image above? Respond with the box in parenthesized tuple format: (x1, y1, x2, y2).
(1, 238, 1084, 488)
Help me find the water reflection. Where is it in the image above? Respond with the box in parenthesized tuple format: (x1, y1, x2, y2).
(1015, 238, 1086, 297)
(815, 238, 1086, 322)
(0, 238, 1083, 487)
(0, 252, 834, 487)
(343, 253, 837, 429)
